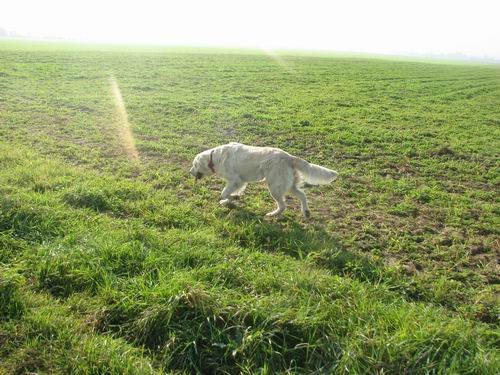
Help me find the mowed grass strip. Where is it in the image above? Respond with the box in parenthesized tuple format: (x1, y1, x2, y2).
(1, 143, 498, 373)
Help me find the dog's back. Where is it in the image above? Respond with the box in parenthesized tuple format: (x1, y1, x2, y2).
(221, 143, 337, 184)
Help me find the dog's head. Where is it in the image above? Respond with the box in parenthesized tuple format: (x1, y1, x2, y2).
(189, 149, 215, 182)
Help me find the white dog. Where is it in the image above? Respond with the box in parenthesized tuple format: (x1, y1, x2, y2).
(189, 142, 338, 217)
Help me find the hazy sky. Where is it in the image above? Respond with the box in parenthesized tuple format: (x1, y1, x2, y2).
(2, 0, 500, 58)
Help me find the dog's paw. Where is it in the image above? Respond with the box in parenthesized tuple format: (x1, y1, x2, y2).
(265, 210, 283, 217)
(219, 199, 230, 206)
(220, 199, 236, 209)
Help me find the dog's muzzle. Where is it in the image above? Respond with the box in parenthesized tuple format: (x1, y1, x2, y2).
(194, 171, 202, 182)
(189, 166, 203, 183)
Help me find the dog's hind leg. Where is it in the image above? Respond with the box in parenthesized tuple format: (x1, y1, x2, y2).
(266, 182, 289, 217)
(290, 185, 310, 218)
(265, 163, 294, 217)
(266, 192, 286, 217)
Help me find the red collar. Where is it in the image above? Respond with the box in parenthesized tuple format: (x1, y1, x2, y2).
(208, 150, 215, 173)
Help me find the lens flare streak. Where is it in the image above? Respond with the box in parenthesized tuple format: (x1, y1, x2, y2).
(261, 48, 295, 73)
(109, 75, 139, 161)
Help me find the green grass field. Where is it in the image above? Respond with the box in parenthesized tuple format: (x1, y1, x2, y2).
(1, 39, 499, 374)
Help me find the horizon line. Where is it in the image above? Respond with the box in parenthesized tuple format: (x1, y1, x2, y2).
(1, 36, 499, 65)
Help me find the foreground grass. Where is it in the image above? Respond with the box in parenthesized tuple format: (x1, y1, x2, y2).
(1, 143, 498, 373)
(1, 40, 499, 373)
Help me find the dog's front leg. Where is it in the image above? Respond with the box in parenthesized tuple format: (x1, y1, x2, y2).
(219, 180, 244, 206)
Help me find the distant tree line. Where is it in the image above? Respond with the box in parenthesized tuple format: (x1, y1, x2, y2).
(0, 27, 25, 38)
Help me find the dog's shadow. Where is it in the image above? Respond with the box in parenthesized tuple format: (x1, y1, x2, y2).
(214, 206, 382, 283)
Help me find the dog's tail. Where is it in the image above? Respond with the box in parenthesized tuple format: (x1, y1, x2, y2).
(292, 157, 338, 185)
